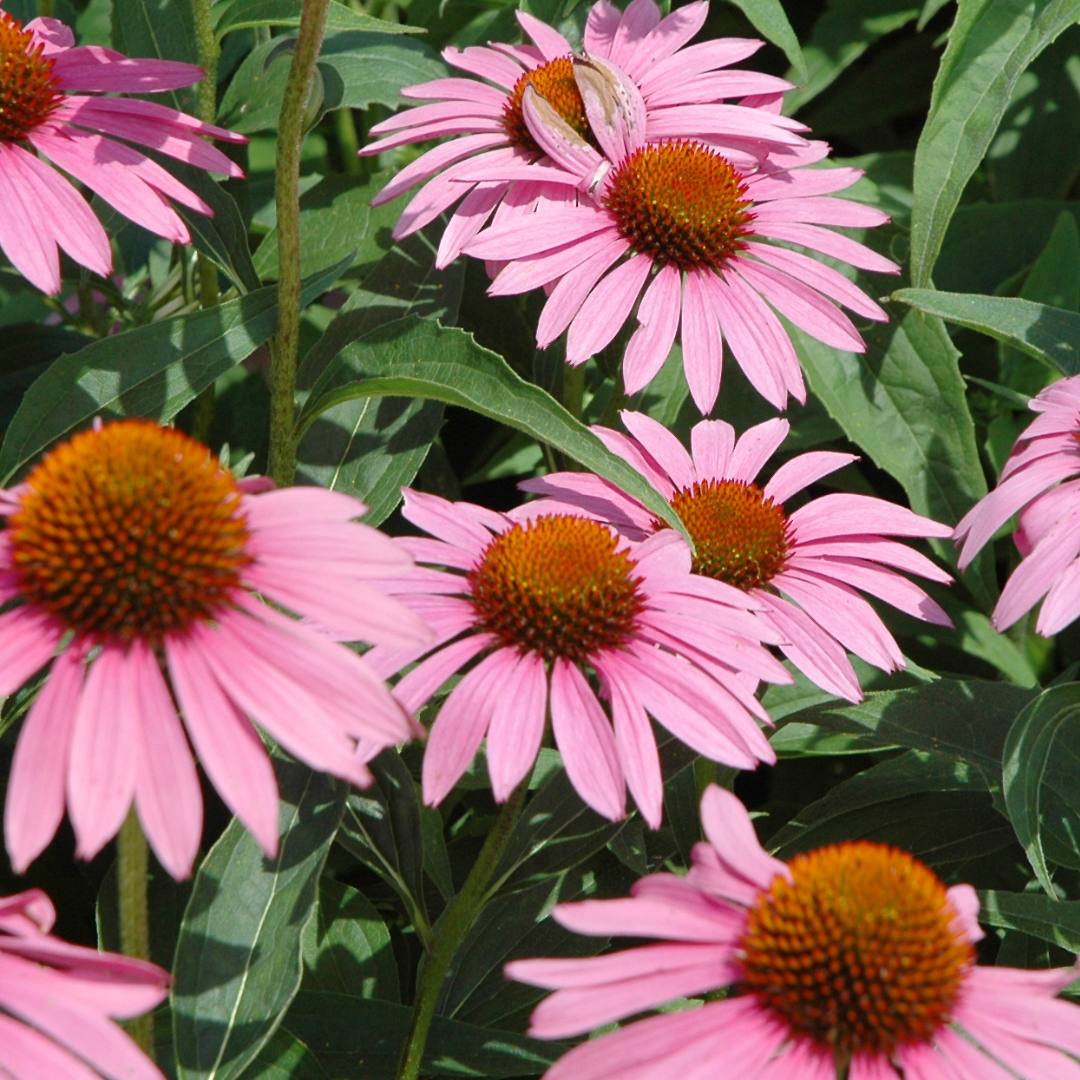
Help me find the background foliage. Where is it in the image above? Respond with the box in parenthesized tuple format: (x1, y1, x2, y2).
(7, 0, 1080, 1073)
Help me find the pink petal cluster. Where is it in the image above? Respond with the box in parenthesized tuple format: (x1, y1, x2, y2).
(507, 785, 1080, 1080)
(0, 423, 432, 880)
(955, 374, 1080, 634)
(364, 489, 792, 826)
(525, 411, 953, 700)
(362, 0, 795, 269)
(0, 888, 169, 1080)
(0, 12, 246, 294)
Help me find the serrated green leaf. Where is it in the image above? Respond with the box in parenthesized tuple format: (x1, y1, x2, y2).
(284, 992, 570, 1078)
(302, 879, 399, 1002)
(173, 753, 348, 1080)
(215, 0, 421, 39)
(979, 888, 1080, 951)
(791, 307, 995, 608)
(1002, 684, 1080, 892)
(893, 287, 1080, 376)
(723, 0, 806, 79)
(0, 257, 348, 485)
(294, 317, 688, 537)
(910, 0, 1080, 288)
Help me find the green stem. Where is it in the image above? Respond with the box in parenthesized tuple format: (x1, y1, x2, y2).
(335, 108, 363, 175)
(395, 779, 530, 1080)
(267, 0, 332, 487)
(118, 810, 154, 1057)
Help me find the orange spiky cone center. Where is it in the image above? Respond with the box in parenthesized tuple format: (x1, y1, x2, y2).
(0, 14, 63, 141)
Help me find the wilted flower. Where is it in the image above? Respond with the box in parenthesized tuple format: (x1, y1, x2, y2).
(361, 0, 799, 270)
(955, 373, 1080, 635)
(508, 784, 1080, 1080)
(0, 420, 430, 879)
(0, 888, 169, 1080)
(364, 489, 791, 826)
(524, 411, 952, 700)
(0, 11, 246, 294)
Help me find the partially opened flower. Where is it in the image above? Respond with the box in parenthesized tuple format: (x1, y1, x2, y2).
(361, 0, 800, 269)
(0, 10, 246, 294)
(462, 100, 897, 412)
(508, 784, 1080, 1080)
(524, 412, 952, 700)
(0, 888, 169, 1080)
(0, 420, 431, 879)
(363, 489, 791, 826)
(955, 374, 1080, 635)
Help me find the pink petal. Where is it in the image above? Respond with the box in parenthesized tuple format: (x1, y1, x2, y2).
(792, 493, 954, 544)
(4, 645, 84, 873)
(566, 254, 653, 365)
(621, 1, 708, 79)
(165, 633, 280, 857)
(0, 144, 61, 293)
(400, 77, 509, 106)
(129, 641, 202, 881)
(436, 180, 505, 267)
(753, 196, 888, 228)
(486, 651, 547, 801)
(752, 221, 900, 274)
(794, 558, 951, 626)
(640, 40, 763, 99)
(1035, 556, 1080, 635)
(0, 1010, 104, 1080)
(467, 205, 612, 261)
(422, 648, 514, 805)
(728, 418, 790, 483)
(536, 236, 629, 347)
(794, 534, 952, 583)
(0, 606, 62, 698)
(549, 658, 624, 821)
(368, 134, 507, 203)
(620, 410, 696, 489)
(443, 45, 524, 89)
(681, 267, 724, 413)
(624, 264, 681, 394)
(699, 784, 789, 890)
(516, 10, 573, 60)
(67, 645, 138, 861)
(690, 419, 736, 480)
(764, 450, 856, 503)
(574, 54, 647, 162)
(584, 0, 622, 56)
(50, 47, 202, 93)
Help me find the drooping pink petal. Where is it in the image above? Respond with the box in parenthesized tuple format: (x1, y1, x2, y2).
(566, 255, 653, 366)
(681, 267, 724, 413)
(392, 633, 494, 713)
(4, 645, 84, 873)
(792, 493, 954, 544)
(536, 236, 629, 348)
(550, 659, 624, 821)
(0, 144, 62, 294)
(1035, 557, 1080, 636)
(623, 264, 681, 395)
(752, 221, 900, 274)
(486, 651, 548, 800)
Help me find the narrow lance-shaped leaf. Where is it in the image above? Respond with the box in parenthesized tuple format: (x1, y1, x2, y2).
(0, 256, 350, 484)
(724, 0, 807, 80)
(294, 316, 690, 537)
(893, 287, 1080, 376)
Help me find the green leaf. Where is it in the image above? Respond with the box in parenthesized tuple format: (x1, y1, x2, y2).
(780, 678, 1037, 777)
(237, 1028, 330, 1080)
(1002, 684, 1080, 892)
(909, 0, 1080, 288)
(986, 26, 1080, 200)
(253, 173, 403, 282)
(110, 0, 197, 111)
(295, 228, 464, 525)
(437, 870, 608, 1028)
(979, 888, 1080, 951)
(723, 0, 806, 80)
(284, 992, 570, 1078)
(918, 0, 953, 29)
(302, 879, 399, 1002)
(791, 307, 995, 607)
(767, 750, 1008, 869)
(893, 287, 1080, 376)
(218, 33, 445, 133)
(336, 750, 428, 932)
(294, 317, 688, 537)
(782, 0, 919, 115)
(172, 753, 348, 1080)
(215, 0, 421, 39)
(0, 257, 348, 485)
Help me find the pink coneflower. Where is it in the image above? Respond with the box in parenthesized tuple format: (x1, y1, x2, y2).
(0, 887, 169, 1080)
(361, 0, 802, 270)
(462, 95, 897, 412)
(508, 784, 1080, 1080)
(0, 10, 246, 295)
(523, 411, 953, 701)
(0, 420, 431, 879)
(364, 489, 792, 826)
(955, 374, 1080, 634)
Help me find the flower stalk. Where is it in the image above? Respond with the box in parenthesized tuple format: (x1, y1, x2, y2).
(395, 776, 531, 1080)
(267, 0, 332, 486)
(117, 809, 154, 1055)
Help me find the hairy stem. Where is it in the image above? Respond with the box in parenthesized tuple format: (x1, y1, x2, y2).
(395, 778, 530, 1080)
(267, 0, 331, 486)
(118, 810, 154, 1056)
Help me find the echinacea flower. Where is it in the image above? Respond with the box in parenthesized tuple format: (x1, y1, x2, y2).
(0, 888, 169, 1080)
(462, 89, 897, 412)
(508, 784, 1080, 1080)
(523, 411, 952, 701)
(363, 489, 792, 826)
(955, 374, 1080, 634)
(0, 420, 431, 879)
(0, 10, 246, 294)
(361, 0, 800, 269)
